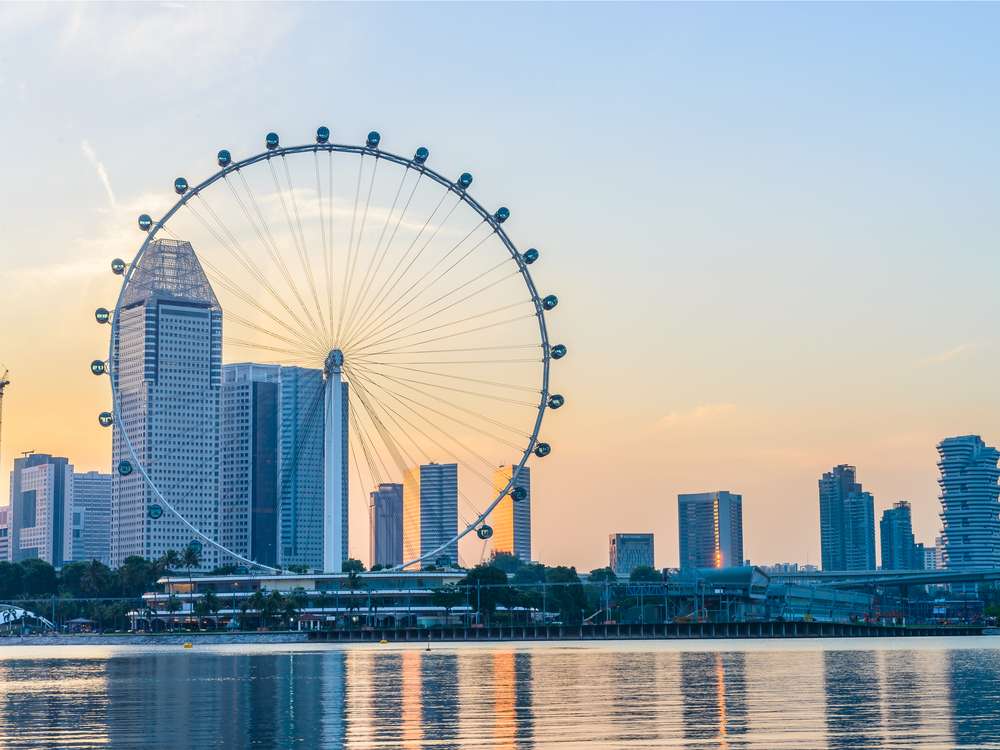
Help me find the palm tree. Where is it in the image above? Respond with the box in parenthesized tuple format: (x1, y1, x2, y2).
(202, 591, 221, 630)
(181, 545, 201, 623)
(165, 594, 182, 631)
(249, 590, 267, 630)
(264, 590, 285, 629)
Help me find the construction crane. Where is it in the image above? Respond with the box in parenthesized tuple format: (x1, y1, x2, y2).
(0, 367, 9, 471)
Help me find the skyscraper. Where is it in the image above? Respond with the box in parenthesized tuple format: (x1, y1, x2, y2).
(938, 435, 1000, 570)
(111, 238, 222, 569)
(844, 490, 876, 570)
(678, 491, 744, 569)
(278, 367, 325, 571)
(9, 453, 72, 566)
(0, 507, 9, 562)
(403, 463, 458, 569)
(370, 483, 403, 568)
(221, 364, 281, 568)
(879, 500, 919, 571)
(71, 470, 111, 565)
(491, 465, 531, 563)
(819, 465, 875, 571)
(609, 533, 654, 577)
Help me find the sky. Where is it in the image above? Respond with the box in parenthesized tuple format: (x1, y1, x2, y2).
(2, 2, 1000, 571)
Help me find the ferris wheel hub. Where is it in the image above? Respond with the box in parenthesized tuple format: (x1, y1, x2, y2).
(324, 348, 345, 377)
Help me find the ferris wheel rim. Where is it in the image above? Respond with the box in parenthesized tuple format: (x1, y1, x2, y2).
(105, 133, 554, 573)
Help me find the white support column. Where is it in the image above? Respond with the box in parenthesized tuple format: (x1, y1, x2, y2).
(323, 350, 345, 573)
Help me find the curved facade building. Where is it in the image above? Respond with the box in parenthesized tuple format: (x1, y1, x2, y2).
(938, 435, 1000, 570)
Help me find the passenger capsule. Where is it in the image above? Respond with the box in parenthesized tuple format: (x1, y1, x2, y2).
(511, 486, 528, 502)
(217, 149, 232, 167)
(117, 460, 133, 476)
(98, 411, 114, 427)
(550, 344, 567, 359)
(522, 248, 539, 264)
(94, 308, 110, 324)
(266, 132, 280, 150)
(174, 177, 188, 194)
(476, 524, 493, 540)
(316, 126, 330, 144)
(90, 360, 106, 376)
(414, 146, 429, 164)
(137, 214, 152, 231)
(111, 258, 126, 275)
(542, 294, 559, 310)
(494, 207, 510, 224)
(457, 172, 473, 189)
(534, 442, 552, 458)
(148, 504, 163, 520)
(548, 394, 565, 409)
(366, 131, 381, 149)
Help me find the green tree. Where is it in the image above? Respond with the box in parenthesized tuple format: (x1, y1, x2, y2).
(81, 560, 114, 596)
(629, 566, 662, 583)
(588, 567, 617, 583)
(249, 590, 267, 629)
(0, 561, 23, 599)
(490, 552, 525, 574)
(165, 594, 182, 631)
(263, 590, 285, 628)
(460, 564, 512, 625)
(157, 549, 182, 575)
(545, 566, 587, 624)
(118, 556, 158, 597)
(20, 559, 57, 596)
(342, 558, 365, 574)
(431, 584, 465, 623)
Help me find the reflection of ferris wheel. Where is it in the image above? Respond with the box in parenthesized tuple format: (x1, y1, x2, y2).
(92, 127, 565, 572)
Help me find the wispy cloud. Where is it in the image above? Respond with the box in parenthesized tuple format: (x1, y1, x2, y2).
(655, 402, 737, 431)
(920, 343, 976, 367)
(81, 140, 117, 210)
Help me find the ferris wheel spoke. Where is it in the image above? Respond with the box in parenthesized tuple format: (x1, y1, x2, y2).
(335, 154, 367, 345)
(341, 167, 413, 343)
(277, 386, 326, 503)
(357, 343, 541, 357)
(346, 359, 531, 439)
(353, 300, 533, 355)
(348, 364, 524, 451)
(226, 173, 325, 343)
(267, 159, 326, 346)
(188, 199, 324, 352)
(355, 264, 520, 349)
(346, 365, 538, 408)
(224, 311, 327, 359)
(340, 156, 381, 345)
(349, 404, 390, 492)
(345, 220, 492, 349)
(346, 190, 457, 344)
(344, 364, 496, 481)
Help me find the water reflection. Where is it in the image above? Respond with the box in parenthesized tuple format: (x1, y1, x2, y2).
(0, 643, 998, 748)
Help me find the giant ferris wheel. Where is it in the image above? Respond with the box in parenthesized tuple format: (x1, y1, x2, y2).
(91, 127, 565, 572)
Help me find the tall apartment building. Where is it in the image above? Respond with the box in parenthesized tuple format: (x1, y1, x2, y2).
(221, 364, 281, 568)
(111, 238, 222, 569)
(278, 366, 326, 570)
(491, 465, 531, 563)
(370, 483, 404, 568)
(819, 465, 875, 571)
(938, 435, 1000, 570)
(879, 500, 919, 571)
(70, 471, 111, 565)
(677, 491, 744, 569)
(609, 533, 654, 577)
(9, 453, 72, 566)
(403, 463, 458, 569)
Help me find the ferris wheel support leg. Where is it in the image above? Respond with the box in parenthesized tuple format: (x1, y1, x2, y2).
(323, 350, 347, 572)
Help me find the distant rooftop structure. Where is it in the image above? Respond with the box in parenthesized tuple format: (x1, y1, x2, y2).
(123, 238, 220, 309)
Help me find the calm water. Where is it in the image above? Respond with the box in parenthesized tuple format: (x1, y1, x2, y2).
(2, 638, 1000, 748)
